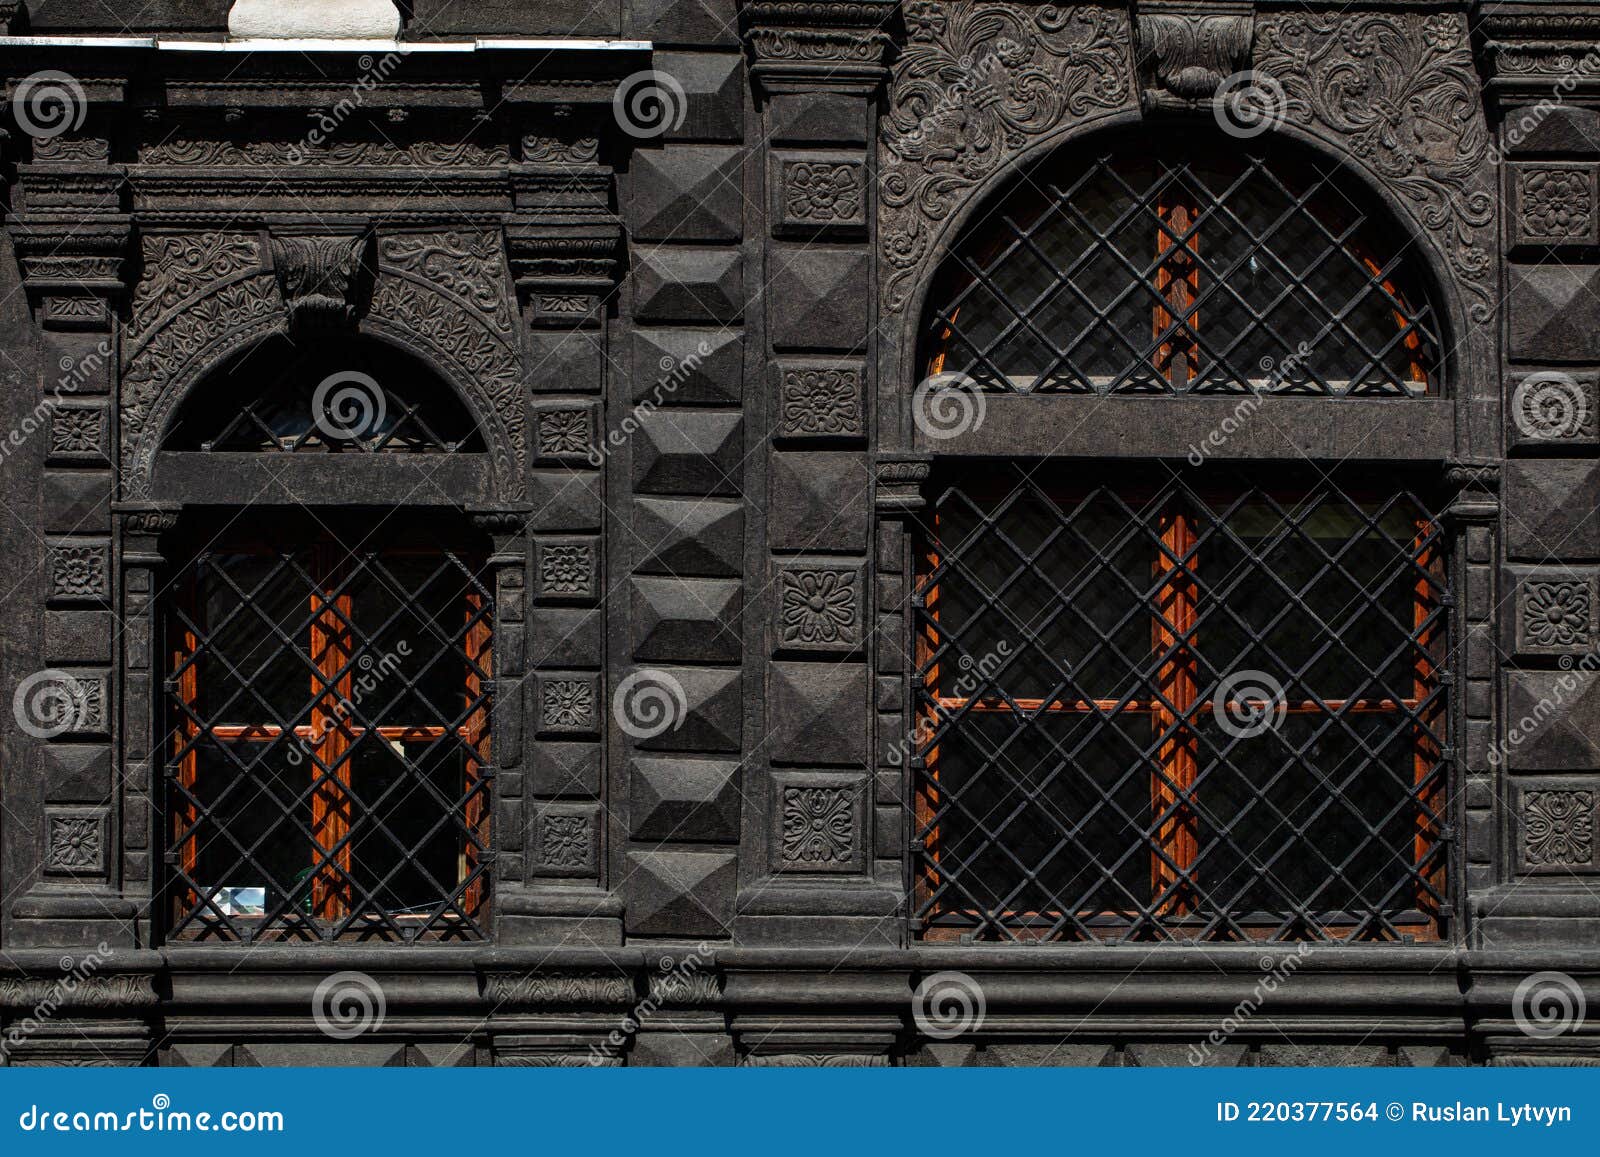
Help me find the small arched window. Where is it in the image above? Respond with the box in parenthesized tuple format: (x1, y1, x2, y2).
(922, 136, 1441, 396)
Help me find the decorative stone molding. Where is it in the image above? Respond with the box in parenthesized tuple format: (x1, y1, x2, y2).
(8, 218, 131, 331)
(874, 454, 933, 513)
(227, 0, 402, 40)
(742, 1052, 890, 1066)
(742, 1, 894, 82)
(879, 2, 1134, 313)
(0, 974, 158, 1010)
(269, 231, 368, 329)
(1476, 4, 1600, 101)
(1253, 11, 1494, 325)
(1134, 0, 1253, 111)
(482, 972, 635, 1007)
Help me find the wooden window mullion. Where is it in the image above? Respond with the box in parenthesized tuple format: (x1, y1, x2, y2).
(309, 545, 354, 921)
(1151, 505, 1199, 915)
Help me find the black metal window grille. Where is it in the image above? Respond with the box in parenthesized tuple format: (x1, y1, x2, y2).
(911, 466, 1449, 943)
(164, 527, 492, 942)
(923, 143, 1440, 396)
(165, 335, 485, 455)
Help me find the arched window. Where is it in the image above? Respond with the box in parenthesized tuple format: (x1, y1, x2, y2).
(908, 135, 1451, 944)
(158, 343, 495, 943)
(922, 136, 1441, 396)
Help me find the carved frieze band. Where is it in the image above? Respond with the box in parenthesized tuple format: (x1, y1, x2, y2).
(119, 229, 524, 497)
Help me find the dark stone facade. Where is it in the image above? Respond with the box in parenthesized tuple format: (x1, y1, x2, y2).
(0, 0, 1594, 1067)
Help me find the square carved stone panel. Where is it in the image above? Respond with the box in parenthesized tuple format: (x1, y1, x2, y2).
(1512, 162, 1599, 249)
(772, 359, 866, 442)
(771, 770, 868, 874)
(772, 557, 867, 655)
(529, 802, 601, 878)
(46, 538, 110, 604)
(1514, 780, 1599, 874)
(46, 402, 109, 464)
(534, 536, 600, 604)
(772, 152, 868, 238)
(533, 402, 599, 465)
(44, 806, 108, 877)
(536, 673, 601, 738)
(1509, 567, 1600, 658)
(1506, 370, 1600, 451)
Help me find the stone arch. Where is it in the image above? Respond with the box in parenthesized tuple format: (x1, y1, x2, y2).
(119, 229, 525, 498)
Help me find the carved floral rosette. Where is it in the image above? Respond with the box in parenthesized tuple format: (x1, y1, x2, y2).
(1252, 11, 1495, 323)
(879, 1, 1135, 313)
(118, 230, 525, 498)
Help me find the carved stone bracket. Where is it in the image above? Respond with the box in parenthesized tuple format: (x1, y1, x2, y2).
(875, 454, 932, 513)
(269, 229, 369, 330)
(1134, 0, 1253, 112)
(879, 2, 1135, 313)
(507, 228, 621, 328)
(1444, 459, 1502, 526)
(8, 216, 132, 331)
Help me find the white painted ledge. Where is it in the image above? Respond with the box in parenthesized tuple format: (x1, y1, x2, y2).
(0, 35, 651, 53)
(228, 0, 401, 40)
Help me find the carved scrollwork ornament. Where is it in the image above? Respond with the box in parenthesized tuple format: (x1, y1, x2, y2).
(879, 2, 1135, 313)
(270, 232, 368, 330)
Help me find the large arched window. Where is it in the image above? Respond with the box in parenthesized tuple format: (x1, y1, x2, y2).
(908, 135, 1451, 945)
(922, 135, 1441, 396)
(158, 341, 495, 943)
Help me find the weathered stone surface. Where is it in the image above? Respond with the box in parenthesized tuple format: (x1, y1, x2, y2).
(629, 757, 741, 842)
(623, 850, 738, 936)
(228, 0, 401, 39)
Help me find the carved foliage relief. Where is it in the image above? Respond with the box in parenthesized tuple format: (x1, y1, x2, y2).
(120, 229, 526, 496)
(879, 1, 1134, 312)
(1252, 12, 1495, 321)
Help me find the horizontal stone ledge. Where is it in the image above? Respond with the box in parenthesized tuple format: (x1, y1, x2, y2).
(0, 35, 651, 53)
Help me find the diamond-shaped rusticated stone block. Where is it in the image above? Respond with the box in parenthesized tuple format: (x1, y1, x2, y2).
(634, 328, 742, 405)
(1514, 780, 1600, 874)
(629, 756, 741, 842)
(650, 51, 742, 142)
(631, 577, 742, 663)
(1504, 460, 1600, 560)
(768, 248, 870, 351)
(634, 248, 743, 323)
(1504, 105, 1600, 157)
(1512, 163, 1599, 249)
(769, 451, 870, 551)
(1504, 671, 1600, 770)
(1509, 265, 1600, 361)
(625, 0, 739, 46)
(769, 662, 869, 765)
(632, 411, 743, 496)
(1505, 566, 1600, 659)
(633, 497, 743, 577)
(630, 147, 744, 242)
(624, 850, 738, 937)
(630, 665, 742, 754)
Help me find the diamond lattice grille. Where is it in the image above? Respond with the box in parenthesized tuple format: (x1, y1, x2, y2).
(911, 466, 1449, 943)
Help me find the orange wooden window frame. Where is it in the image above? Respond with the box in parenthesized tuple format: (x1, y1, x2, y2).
(913, 495, 1446, 939)
(171, 543, 491, 928)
